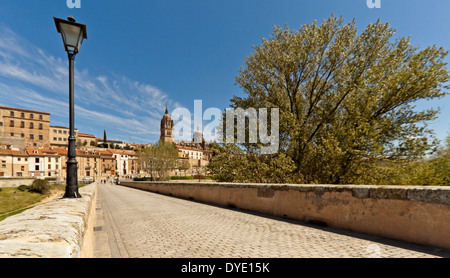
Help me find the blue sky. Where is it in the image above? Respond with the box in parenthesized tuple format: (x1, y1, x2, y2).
(0, 0, 449, 144)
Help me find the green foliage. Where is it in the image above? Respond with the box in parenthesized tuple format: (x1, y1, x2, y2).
(17, 185, 30, 192)
(345, 135, 450, 185)
(138, 140, 179, 181)
(171, 176, 193, 180)
(133, 177, 153, 181)
(29, 179, 50, 195)
(207, 143, 301, 183)
(215, 14, 449, 185)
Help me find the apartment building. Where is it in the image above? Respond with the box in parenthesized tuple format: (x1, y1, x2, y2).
(0, 146, 125, 180)
(25, 148, 61, 178)
(0, 106, 50, 149)
(50, 126, 79, 147)
(98, 150, 117, 176)
(110, 149, 140, 177)
(0, 149, 29, 177)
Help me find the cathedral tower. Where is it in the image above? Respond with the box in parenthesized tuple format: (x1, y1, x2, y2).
(160, 106, 174, 143)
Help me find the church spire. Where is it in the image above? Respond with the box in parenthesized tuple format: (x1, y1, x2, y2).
(160, 104, 174, 143)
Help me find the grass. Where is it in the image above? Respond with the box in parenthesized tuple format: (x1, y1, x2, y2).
(0, 184, 66, 222)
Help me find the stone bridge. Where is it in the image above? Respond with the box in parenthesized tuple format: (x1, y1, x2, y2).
(0, 181, 449, 258)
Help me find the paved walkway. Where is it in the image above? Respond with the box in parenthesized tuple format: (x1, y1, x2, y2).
(93, 183, 450, 258)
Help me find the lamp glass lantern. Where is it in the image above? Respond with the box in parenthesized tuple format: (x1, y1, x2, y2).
(54, 16, 87, 54)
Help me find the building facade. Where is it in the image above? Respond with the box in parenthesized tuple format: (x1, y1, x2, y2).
(0, 149, 29, 177)
(77, 133, 97, 147)
(0, 106, 51, 149)
(50, 126, 79, 147)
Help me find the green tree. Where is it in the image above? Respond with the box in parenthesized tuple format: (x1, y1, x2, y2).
(178, 159, 191, 177)
(223, 14, 449, 184)
(430, 135, 450, 185)
(139, 140, 179, 181)
(207, 143, 299, 183)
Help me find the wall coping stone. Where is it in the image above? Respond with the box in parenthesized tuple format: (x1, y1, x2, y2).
(0, 183, 97, 258)
(129, 181, 450, 205)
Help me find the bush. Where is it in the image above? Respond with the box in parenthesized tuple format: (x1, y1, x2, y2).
(133, 177, 152, 181)
(170, 176, 193, 180)
(30, 179, 50, 195)
(17, 185, 30, 192)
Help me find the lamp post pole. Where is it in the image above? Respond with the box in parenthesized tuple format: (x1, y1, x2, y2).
(65, 52, 81, 198)
(54, 16, 87, 198)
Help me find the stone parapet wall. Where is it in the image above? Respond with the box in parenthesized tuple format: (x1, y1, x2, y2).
(0, 182, 97, 258)
(0, 178, 35, 188)
(121, 181, 450, 250)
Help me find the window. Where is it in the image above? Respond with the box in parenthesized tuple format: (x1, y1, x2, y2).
(0, 122, 2, 126)
(10, 120, 14, 127)
(59, 130, 62, 134)
(18, 158, 21, 161)
(20, 121, 25, 128)
(29, 122, 34, 129)
(35, 165, 39, 171)
(39, 135, 43, 140)
(39, 115, 43, 120)
(17, 172, 22, 177)
(35, 158, 39, 163)
(21, 166, 25, 171)
(30, 114, 34, 119)
(53, 137, 57, 141)
(58, 138, 62, 141)
(10, 133, 14, 137)
(21, 133, 24, 138)
(30, 134, 34, 139)
(21, 112, 25, 118)
(48, 157, 51, 162)
(48, 164, 51, 170)
(53, 129, 57, 133)
(10, 111, 14, 116)
(39, 123, 43, 130)
(63, 130, 67, 134)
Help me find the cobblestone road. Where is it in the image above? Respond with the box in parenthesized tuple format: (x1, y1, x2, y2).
(93, 183, 450, 258)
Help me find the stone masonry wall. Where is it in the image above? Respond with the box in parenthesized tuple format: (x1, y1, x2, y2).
(0, 182, 97, 258)
(121, 182, 450, 250)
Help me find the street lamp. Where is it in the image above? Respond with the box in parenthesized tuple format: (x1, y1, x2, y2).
(54, 16, 87, 198)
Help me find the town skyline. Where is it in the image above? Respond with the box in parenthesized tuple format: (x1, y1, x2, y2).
(0, 1, 449, 145)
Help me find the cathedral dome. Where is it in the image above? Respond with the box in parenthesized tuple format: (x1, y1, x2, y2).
(193, 127, 203, 143)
